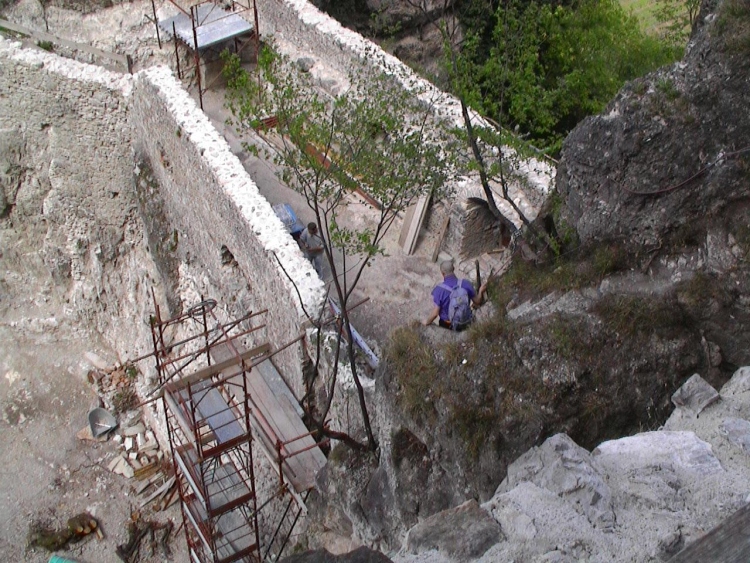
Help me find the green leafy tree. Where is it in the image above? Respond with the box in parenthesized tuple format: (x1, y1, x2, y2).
(446, 0, 680, 154)
(463, 0, 681, 153)
(223, 46, 449, 451)
(655, 0, 701, 45)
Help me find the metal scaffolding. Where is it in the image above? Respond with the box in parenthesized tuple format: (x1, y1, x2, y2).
(149, 297, 327, 562)
(151, 0, 260, 109)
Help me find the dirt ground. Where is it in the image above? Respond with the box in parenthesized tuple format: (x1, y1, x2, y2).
(0, 320, 187, 562)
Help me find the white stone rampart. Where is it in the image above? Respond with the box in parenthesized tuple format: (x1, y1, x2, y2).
(129, 65, 325, 396)
(255, 0, 555, 196)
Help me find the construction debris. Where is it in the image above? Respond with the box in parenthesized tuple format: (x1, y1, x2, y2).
(84, 362, 177, 512)
(27, 513, 101, 552)
(116, 516, 174, 563)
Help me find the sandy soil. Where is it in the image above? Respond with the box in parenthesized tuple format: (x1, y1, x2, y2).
(0, 320, 186, 562)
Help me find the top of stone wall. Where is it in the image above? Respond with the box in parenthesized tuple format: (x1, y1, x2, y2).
(270, 0, 555, 198)
(0, 37, 133, 96)
(137, 65, 326, 318)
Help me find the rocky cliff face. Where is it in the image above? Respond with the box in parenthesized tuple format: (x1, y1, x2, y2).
(302, 0, 750, 556)
(558, 0, 750, 248)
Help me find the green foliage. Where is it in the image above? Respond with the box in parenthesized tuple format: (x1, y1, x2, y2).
(37, 40, 54, 52)
(458, 0, 681, 153)
(716, 0, 750, 53)
(654, 0, 701, 45)
(222, 45, 449, 263)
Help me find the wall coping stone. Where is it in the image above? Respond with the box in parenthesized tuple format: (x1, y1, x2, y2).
(137, 65, 326, 318)
(0, 36, 133, 96)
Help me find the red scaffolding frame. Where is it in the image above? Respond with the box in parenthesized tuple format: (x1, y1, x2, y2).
(149, 297, 327, 562)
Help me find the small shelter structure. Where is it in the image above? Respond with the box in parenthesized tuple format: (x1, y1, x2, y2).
(152, 0, 259, 108)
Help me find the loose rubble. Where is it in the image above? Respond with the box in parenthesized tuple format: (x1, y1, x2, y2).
(86, 364, 177, 512)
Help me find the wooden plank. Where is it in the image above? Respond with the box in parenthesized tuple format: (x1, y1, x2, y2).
(669, 503, 750, 562)
(255, 359, 303, 417)
(398, 202, 418, 249)
(431, 213, 451, 262)
(244, 367, 325, 491)
(209, 344, 326, 493)
(140, 476, 175, 508)
(168, 343, 270, 391)
(0, 18, 130, 70)
(400, 195, 430, 255)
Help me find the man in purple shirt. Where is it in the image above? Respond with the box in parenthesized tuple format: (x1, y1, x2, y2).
(423, 260, 488, 330)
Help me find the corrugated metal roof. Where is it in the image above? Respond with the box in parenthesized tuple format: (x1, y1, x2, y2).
(158, 2, 253, 51)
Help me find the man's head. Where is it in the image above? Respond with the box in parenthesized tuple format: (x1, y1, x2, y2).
(440, 260, 454, 277)
(307, 222, 318, 234)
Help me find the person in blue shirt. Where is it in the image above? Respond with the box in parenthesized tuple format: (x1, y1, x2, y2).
(423, 260, 488, 330)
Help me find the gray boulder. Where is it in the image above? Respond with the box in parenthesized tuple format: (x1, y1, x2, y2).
(720, 417, 750, 455)
(405, 499, 502, 559)
(671, 373, 720, 416)
(495, 433, 614, 531)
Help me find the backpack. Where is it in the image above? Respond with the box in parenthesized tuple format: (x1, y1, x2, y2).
(439, 280, 473, 330)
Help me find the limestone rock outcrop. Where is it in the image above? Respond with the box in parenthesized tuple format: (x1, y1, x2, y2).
(557, 0, 750, 248)
(389, 366, 750, 562)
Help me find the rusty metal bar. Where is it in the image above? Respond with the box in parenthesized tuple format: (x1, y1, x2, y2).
(190, 5, 203, 110)
(173, 21, 182, 79)
(151, 0, 161, 49)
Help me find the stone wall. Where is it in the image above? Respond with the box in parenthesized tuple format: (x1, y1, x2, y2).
(0, 36, 326, 554)
(0, 37, 325, 395)
(255, 0, 555, 256)
(129, 65, 325, 397)
(0, 38, 157, 354)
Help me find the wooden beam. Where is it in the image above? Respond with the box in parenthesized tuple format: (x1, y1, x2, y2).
(431, 213, 451, 262)
(400, 195, 430, 255)
(167, 343, 271, 391)
(669, 502, 750, 562)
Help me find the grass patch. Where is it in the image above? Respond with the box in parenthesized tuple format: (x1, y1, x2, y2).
(676, 271, 732, 316)
(492, 242, 631, 306)
(717, 0, 750, 53)
(593, 294, 690, 337)
(112, 388, 138, 415)
(450, 404, 498, 460)
(386, 326, 440, 422)
(656, 77, 680, 100)
(620, 0, 661, 34)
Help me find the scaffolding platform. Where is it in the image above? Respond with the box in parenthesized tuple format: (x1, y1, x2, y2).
(151, 298, 327, 562)
(210, 343, 327, 493)
(158, 2, 254, 51)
